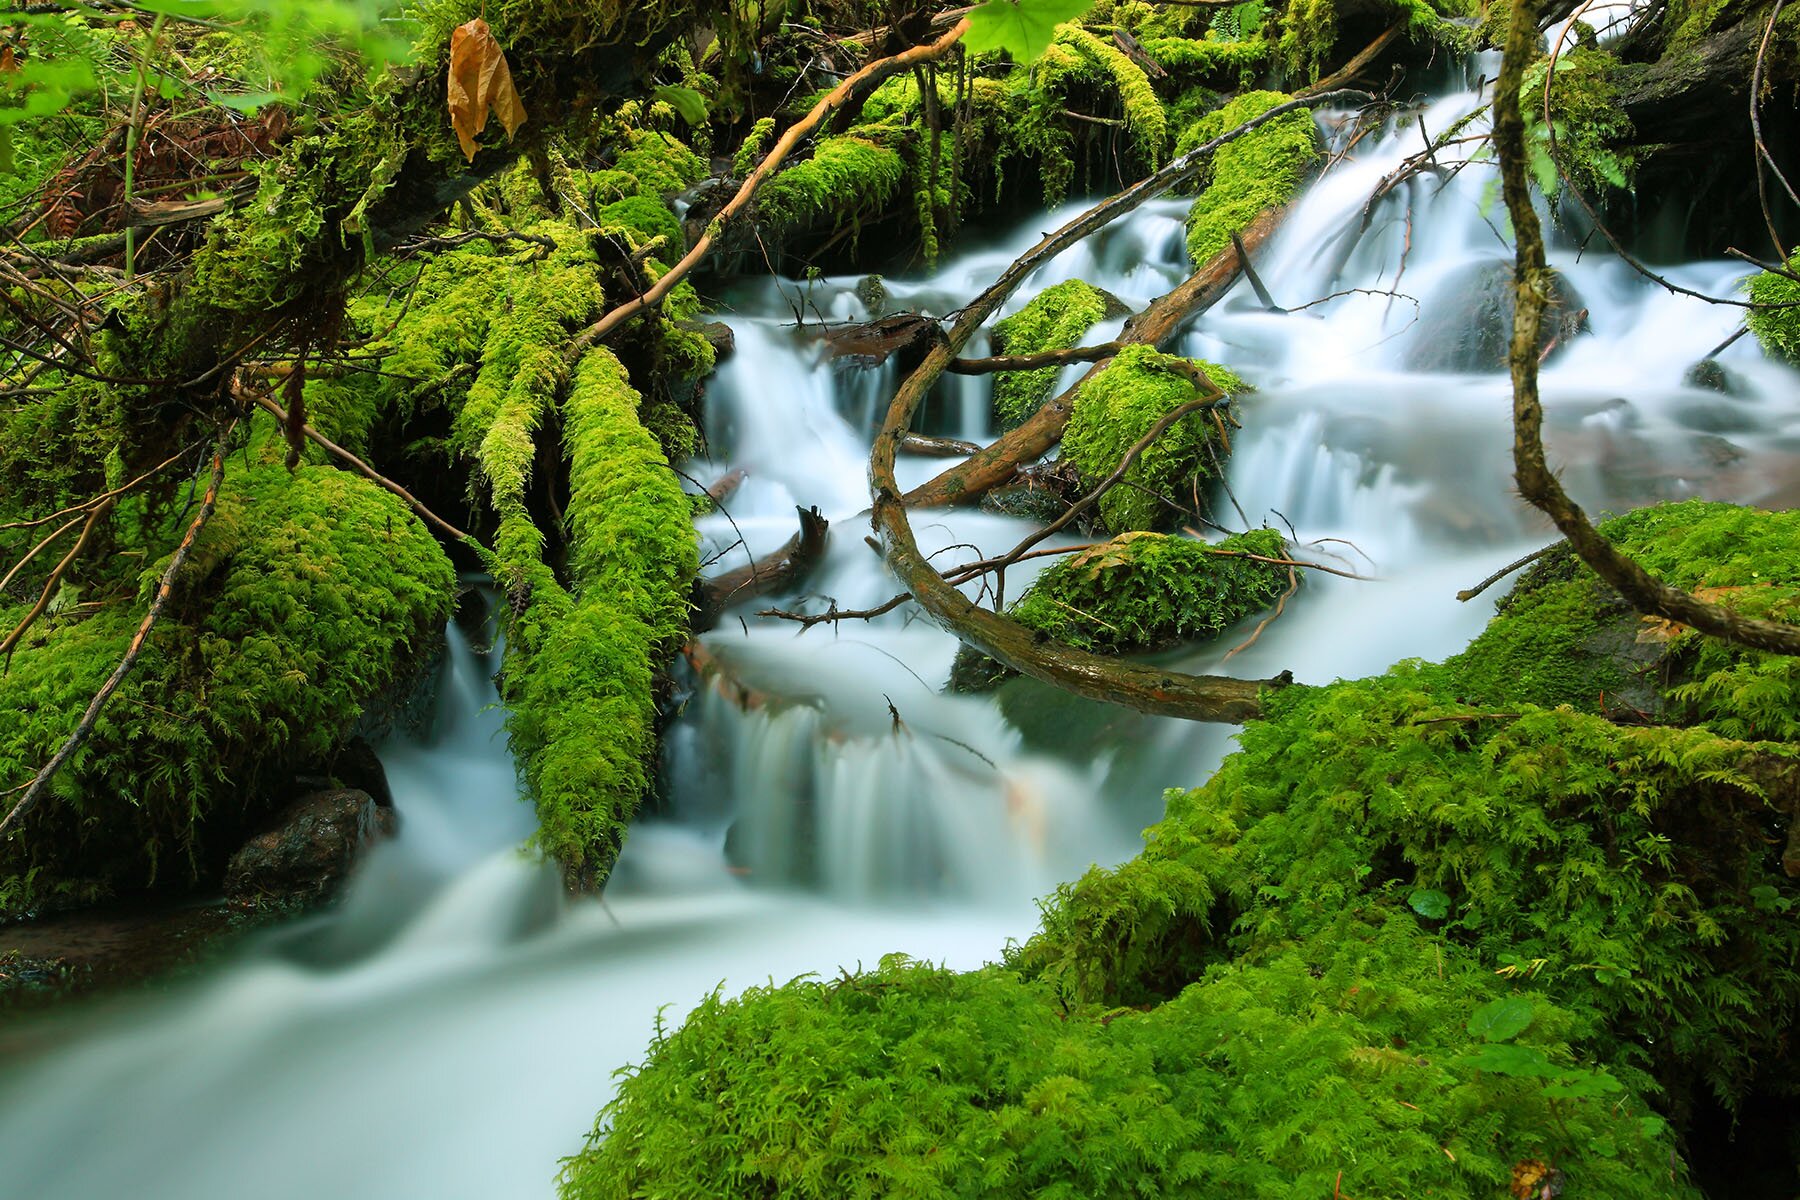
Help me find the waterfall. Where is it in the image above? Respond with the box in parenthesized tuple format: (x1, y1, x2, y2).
(3, 73, 1797, 1200)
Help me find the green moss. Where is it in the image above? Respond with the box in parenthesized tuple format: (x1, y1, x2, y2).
(731, 116, 776, 177)
(1061, 345, 1246, 532)
(503, 349, 697, 887)
(1747, 250, 1800, 365)
(1140, 34, 1271, 86)
(1180, 90, 1321, 266)
(989, 281, 1112, 428)
(597, 195, 686, 264)
(1448, 500, 1800, 741)
(1279, 0, 1475, 78)
(565, 915, 1686, 1200)
(1521, 48, 1635, 195)
(0, 450, 455, 917)
(756, 134, 906, 237)
(1053, 26, 1170, 164)
(1010, 529, 1292, 652)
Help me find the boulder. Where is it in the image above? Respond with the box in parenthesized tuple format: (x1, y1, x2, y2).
(224, 789, 394, 904)
(1405, 257, 1587, 372)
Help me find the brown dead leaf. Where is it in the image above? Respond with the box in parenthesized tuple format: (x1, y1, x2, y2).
(0, 46, 16, 73)
(447, 18, 526, 162)
(1637, 584, 1764, 644)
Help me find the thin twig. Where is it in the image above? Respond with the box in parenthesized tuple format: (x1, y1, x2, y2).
(1456, 545, 1553, 602)
(1224, 566, 1299, 660)
(0, 501, 112, 663)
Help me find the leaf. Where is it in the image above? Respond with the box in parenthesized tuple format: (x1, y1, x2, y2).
(1467, 996, 1534, 1043)
(1408, 888, 1450, 920)
(964, 0, 1096, 63)
(1638, 585, 1764, 643)
(654, 84, 709, 125)
(447, 18, 527, 162)
(1461, 1041, 1554, 1077)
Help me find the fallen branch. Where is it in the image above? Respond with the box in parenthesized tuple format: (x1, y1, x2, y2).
(693, 505, 831, 632)
(568, 19, 972, 356)
(759, 592, 910, 629)
(1457, 545, 1554, 603)
(0, 500, 111, 663)
(945, 341, 1122, 375)
(705, 467, 749, 504)
(1498, 0, 1800, 655)
(0, 420, 234, 842)
(901, 432, 983, 457)
(239, 385, 479, 547)
(869, 94, 1370, 721)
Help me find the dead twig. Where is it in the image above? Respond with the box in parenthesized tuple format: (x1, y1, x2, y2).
(1225, 565, 1300, 660)
(0, 500, 112, 664)
(1456, 545, 1554, 602)
(758, 592, 910, 629)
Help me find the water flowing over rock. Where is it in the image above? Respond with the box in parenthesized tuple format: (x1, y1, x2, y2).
(224, 790, 396, 904)
(1405, 256, 1589, 372)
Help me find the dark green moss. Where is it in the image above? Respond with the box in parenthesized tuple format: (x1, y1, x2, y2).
(1747, 250, 1800, 366)
(989, 281, 1114, 429)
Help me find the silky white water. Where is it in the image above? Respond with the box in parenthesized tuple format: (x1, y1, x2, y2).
(3, 72, 1798, 1198)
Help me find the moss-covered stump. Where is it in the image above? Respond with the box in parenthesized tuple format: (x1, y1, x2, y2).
(1062, 345, 1246, 533)
(0, 454, 455, 919)
(1179, 90, 1322, 267)
(989, 281, 1123, 429)
(950, 530, 1293, 693)
(563, 915, 1688, 1200)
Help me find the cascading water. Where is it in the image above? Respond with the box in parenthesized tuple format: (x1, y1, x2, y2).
(3, 67, 1797, 1199)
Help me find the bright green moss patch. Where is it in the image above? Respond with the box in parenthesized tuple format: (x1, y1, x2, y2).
(502, 350, 697, 887)
(1747, 250, 1800, 366)
(1181, 90, 1321, 265)
(1062, 345, 1246, 532)
(1010, 529, 1292, 652)
(597, 195, 685, 263)
(564, 915, 1687, 1200)
(989, 281, 1113, 428)
(756, 135, 906, 237)
(0, 452, 455, 918)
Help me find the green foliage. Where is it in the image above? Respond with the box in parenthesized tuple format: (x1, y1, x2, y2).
(756, 134, 906, 238)
(1747, 250, 1800, 366)
(1276, 0, 1471, 78)
(564, 914, 1687, 1199)
(965, 0, 1098, 62)
(990, 280, 1112, 428)
(731, 115, 777, 176)
(0, 448, 454, 917)
(1009, 529, 1291, 652)
(1061, 344, 1245, 532)
(1520, 49, 1635, 196)
(1179, 90, 1320, 265)
(1050, 26, 1168, 162)
(504, 350, 697, 886)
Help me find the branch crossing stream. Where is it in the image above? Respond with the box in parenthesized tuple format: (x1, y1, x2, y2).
(2, 61, 1797, 1198)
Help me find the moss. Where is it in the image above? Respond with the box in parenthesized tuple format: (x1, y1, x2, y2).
(1280, 0, 1475, 78)
(1180, 90, 1321, 266)
(1140, 34, 1271, 87)
(503, 349, 697, 887)
(756, 134, 906, 238)
(731, 115, 776, 177)
(1061, 345, 1246, 532)
(0, 448, 455, 918)
(1053, 26, 1170, 164)
(989, 280, 1113, 428)
(1447, 501, 1800, 741)
(1521, 48, 1635, 196)
(565, 914, 1687, 1200)
(1747, 250, 1800, 366)
(1010, 529, 1292, 652)
(597, 194, 686, 263)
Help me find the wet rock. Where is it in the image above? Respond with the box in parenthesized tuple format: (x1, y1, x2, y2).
(331, 736, 392, 808)
(1682, 358, 1744, 395)
(1405, 257, 1588, 372)
(855, 274, 889, 316)
(684, 319, 735, 363)
(224, 789, 393, 904)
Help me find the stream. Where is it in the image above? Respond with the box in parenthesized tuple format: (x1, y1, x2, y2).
(2, 59, 1797, 1199)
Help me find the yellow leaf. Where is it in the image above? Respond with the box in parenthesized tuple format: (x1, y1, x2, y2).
(1637, 585, 1763, 644)
(447, 18, 527, 162)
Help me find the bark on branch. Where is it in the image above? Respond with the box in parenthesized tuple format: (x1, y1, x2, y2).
(1497, 0, 1800, 655)
(692, 505, 831, 632)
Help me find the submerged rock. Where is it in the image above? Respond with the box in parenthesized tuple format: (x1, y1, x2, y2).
(224, 789, 395, 904)
(1405, 257, 1587, 372)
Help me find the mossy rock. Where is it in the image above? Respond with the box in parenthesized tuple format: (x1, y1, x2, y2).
(1062, 345, 1246, 533)
(1404, 257, 1588, 373)
(564, 912, 1690, 1200)
(1746, 250, 1800, 367)
(1447, 500, 1800, 740)
(1180, 91, 1322, 266)
(989, 280, 1127, 430)
(0, 456, 456, 918)
(949, 530, 1291, 693)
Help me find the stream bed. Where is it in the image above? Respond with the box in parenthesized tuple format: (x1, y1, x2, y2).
(1, 62, 1797, 1199)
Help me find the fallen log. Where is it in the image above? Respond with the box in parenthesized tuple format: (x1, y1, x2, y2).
(692, 505, 830, 632)
(903, 202, 1292, 510)
(705, 468, 748, 505)
(900, 432, 982, 457)
(819, 312, 946, 365)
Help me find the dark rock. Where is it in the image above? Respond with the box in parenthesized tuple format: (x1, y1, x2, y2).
(331, 736, 392, 807)
(224, 789, 392, 904)
(686, 319, 735, 362)
(1405, 258, 1588, 372)
(1682, 358, 1743, 395)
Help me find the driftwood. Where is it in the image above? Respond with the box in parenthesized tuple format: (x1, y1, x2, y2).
(869, 92, 1370, 722)
(900, 432, 982, 457)
(904, 202, 1293, 510)
(1497, 0, 1800, 656)
(705, 468, 748, 504)
(819, 313, 946, 364)
(692, 505, 830, 632)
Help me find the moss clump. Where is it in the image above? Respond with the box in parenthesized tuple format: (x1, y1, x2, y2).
(1447, 500, 1800, 741)
(597, 194, 686, 263)
(0, 450, 455, 918)
(1521, 48, 1635, 196)
(1052, 26, 1170, 164)
(756, 134, 906, 238)
(503, 349, 697, 887)
(1180, 90, 1321, 266)
(1011, 529, 1291, 652)
(989, 281, 1114, 428)
(1061, 345, 1245, 532)
(1747, 250, 1800, 366)
(564, 915, 1686, 1200)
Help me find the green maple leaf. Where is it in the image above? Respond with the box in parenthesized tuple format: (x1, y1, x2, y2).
(964, 0, 1096, 63)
